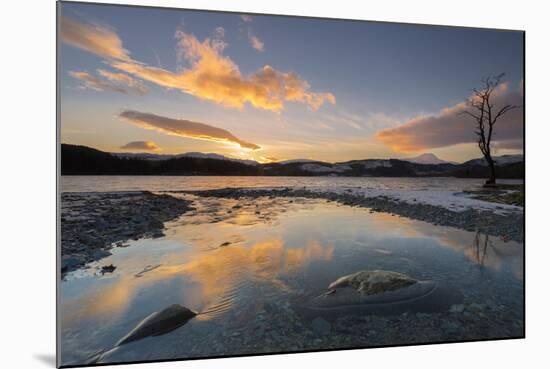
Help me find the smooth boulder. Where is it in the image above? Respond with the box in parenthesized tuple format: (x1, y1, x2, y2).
(296, 270, 463, 319)
(116, 304, 197, 346)
(328, 270, 418, 296)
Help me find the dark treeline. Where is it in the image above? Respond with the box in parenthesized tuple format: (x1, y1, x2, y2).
(449, 162, 523, 179)
(61, 144, 259, 175)
(61, 144, 524, 178)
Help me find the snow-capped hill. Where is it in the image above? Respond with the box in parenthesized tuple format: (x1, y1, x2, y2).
(276, 159, 318, 165)
(465, 154, 524, 166)
(402, 153, 456, 165)
(344, 159, 392, 169)
(182, 152, 258, 166)
(113, 151, 258, 165)
(112, 152, 175, 161)
(301, 163, 352, 173)
(493, 154, 524, 165)
(64, 144, 524, 178)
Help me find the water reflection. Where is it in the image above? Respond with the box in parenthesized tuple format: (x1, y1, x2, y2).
(62, 197, 523, 325)
(343, 210, 523, 280)
(158, 238, 334, 320)
(364, 212, 523, 280)
(434, 229, 523, 280)
(60, 196, 523, 365)
(470, 231, 492, 268)
(62, 237, 333, 324)
(62, 175, 523, 193)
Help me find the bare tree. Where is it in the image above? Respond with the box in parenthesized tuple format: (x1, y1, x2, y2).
(462, 74, 518, 186)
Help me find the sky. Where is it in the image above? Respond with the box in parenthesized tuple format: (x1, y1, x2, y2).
(59, 2, 524, 163)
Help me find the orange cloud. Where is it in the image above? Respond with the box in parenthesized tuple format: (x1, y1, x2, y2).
(97, 69, 148, 95)
(69, 69, 148, 95)
(60, 17, 130, 60)
(120, 140, 159, 151)
(110, 30, 334, 112)
(248, 34, 265, 52)
(240, 15, 265, 52)
(61, 16, 334, 112)
(119, 110, 261, 150)
(376, 82, 523, 152)
(69, 71, 128, 94)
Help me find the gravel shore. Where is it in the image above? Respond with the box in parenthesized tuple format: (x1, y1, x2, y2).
(188, 187, 524, 243)
(60, 186, 523, 276)
(60, 191, 192, 276)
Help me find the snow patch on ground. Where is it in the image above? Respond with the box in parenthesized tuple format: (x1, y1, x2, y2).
(239, 185, 522, 215)
(277, 159, 318, 165)
(301, 163, 351, 173)
(351, 160, 392, 169)
(468, 155, 524, 166)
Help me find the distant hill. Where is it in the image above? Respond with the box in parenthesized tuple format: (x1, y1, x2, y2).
(62, 144, 258, 176)
(402, 153, 457, 165)
(463, 154, 523, 166)
(61, 144, 524, 179)
(113, 151, 258, 166)
(275, 159, 318, 165)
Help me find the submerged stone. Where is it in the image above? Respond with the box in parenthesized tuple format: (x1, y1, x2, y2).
(296, 270, 463, 319)
(116, 304, 197, 346)
(328, 270, 417, 296)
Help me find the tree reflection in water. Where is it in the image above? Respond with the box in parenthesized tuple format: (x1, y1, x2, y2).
(471, 231, 496, 268)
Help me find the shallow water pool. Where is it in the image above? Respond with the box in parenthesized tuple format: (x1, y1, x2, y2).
(59, 195, 524, 365)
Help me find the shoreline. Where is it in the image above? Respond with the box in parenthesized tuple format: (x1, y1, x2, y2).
(186, 187, 524, 243)
(60, 191, 193, 277)
(60, 186, 524, 277)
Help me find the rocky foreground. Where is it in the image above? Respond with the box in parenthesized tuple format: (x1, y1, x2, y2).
(60, 191, 192, 276)
(188, 187, 524, 243)
(60, 186, 523, 275)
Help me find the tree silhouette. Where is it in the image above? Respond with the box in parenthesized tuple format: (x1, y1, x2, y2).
(462, 74, 518, 186)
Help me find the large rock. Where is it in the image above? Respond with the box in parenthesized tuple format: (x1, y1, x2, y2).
(116, 304, 197, 346)
(328, 270, 417, 296)
(295, 270, 463, 319)
(89, 304, 197, 365)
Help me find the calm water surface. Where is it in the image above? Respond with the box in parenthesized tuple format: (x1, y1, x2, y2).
(61, 175, 522, 193)
(60, 192, 524, 365)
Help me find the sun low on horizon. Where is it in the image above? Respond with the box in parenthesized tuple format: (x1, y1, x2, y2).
(59, 2, 524, 164)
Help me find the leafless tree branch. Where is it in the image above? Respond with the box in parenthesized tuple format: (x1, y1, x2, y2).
(460, 73, 516, 185)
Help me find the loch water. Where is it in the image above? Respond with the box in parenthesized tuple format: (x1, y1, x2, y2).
(59, 188, 524, 365)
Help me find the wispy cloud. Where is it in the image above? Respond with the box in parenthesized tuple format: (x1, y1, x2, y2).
(239, 14, 265, 52)
(69, 71, 128, 94)
(119, 110, 261, 150)
(376, 82, 523, 152)
(61, 16, 333, 112)
(248, 33, 264, 52)
(97, 69, 148, 95)
(61, 17, 130, 60)
(110, 29, 334, 112)
(120, 140, 159, 151)
(321, 111, 403, 133)
(69, 69, 148, 95)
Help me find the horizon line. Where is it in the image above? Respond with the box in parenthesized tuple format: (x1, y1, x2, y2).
(61, 142, 523, 166)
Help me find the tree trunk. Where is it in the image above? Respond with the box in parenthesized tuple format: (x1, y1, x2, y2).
(484, 155, 496, 186)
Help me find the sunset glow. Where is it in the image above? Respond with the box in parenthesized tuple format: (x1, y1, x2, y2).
(60, 3, 523, 163)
